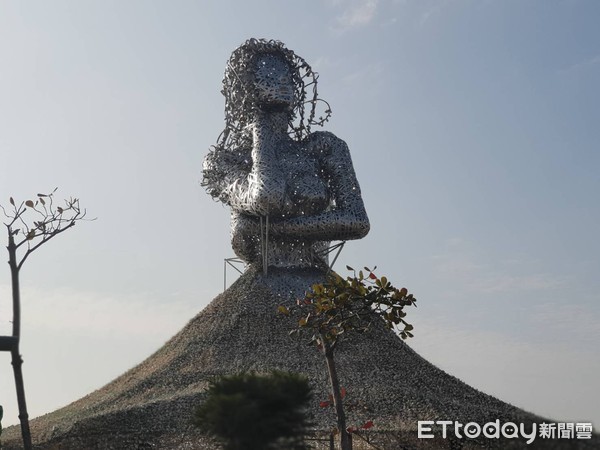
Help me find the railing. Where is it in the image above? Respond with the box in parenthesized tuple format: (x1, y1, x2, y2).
(305, 434, 336, 449)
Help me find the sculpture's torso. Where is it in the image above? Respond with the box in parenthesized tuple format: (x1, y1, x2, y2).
(231, 134, 334, 269)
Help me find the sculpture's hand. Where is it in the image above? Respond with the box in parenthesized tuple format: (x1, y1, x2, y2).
(220, 113, 289, 216)
(245, 112, 288, 215)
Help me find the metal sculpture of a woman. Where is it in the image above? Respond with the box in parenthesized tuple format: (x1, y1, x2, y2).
(202, 39, 369, 271)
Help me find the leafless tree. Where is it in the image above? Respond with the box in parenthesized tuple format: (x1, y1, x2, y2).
(1, 189, 89, 450)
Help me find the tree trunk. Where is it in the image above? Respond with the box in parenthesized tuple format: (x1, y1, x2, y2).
(11, 349, 32, 449)
(8, 235, 33, 450)
(322, 340, 352, 450)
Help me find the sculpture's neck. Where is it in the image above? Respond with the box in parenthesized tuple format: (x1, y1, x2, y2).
(253, 109, 290, 137)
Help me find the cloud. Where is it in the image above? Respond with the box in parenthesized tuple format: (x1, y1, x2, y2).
(530, 303, 600, 346)
(419, 237, 600, 426)
(417, 0, 456, 27)
(0, 284, 201, 339)
(419, 4, 443, 26)
(430, 239, 569, 295)
(341, 60, 385, 85)
(409, 316, 600, 426)
(311, 56, 337, 74)
(470, 272, 567, 294)
(334, 0, 379, 31)
(558, 54, 600, 74)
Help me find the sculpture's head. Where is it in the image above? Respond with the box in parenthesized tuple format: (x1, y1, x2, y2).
(223, 39, 300, 116)
(220, 38, 331, 143)
(253, 52, 295, 111)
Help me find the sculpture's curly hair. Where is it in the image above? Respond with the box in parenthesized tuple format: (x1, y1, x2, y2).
(202, 38, 331, 202)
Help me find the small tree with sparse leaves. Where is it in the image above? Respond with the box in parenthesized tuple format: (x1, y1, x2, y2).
(1, 189, 89, 450)
(279, 266, 417, 450)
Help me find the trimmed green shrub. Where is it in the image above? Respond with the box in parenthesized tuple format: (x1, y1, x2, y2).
(194, 371, 312, 450)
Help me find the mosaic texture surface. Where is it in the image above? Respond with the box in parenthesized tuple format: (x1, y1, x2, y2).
(202, 39, 370, 269)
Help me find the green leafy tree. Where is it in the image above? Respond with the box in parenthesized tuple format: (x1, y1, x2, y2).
(1, 190, 88, 450)
(194, 371, 312, 450)
(280, 266, 417, 450)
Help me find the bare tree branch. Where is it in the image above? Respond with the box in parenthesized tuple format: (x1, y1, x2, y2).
(17, 220, 77, 271)
(2, 191, 91, 269)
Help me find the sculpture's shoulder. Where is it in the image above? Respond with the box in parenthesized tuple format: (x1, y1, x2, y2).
(306, 131, 350, 158)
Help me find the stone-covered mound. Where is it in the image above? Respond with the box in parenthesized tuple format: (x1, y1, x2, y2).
(3, 266, 596, 449)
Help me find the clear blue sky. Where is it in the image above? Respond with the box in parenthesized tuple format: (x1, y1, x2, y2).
(1, 0, 598, 428)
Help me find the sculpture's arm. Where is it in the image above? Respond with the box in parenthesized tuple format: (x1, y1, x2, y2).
(268, 132, 370, 241)
(222, 112, 287, 216)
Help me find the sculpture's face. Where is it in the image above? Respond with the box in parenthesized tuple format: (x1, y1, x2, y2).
(253, 53, 295, 110)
